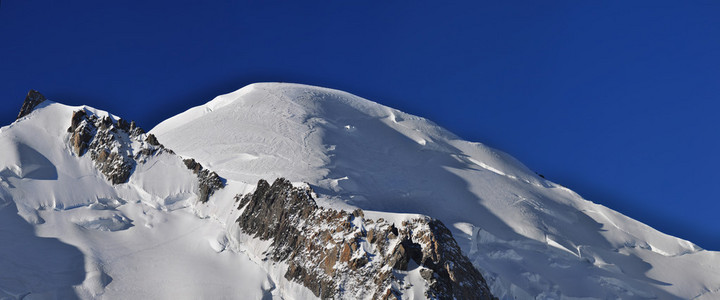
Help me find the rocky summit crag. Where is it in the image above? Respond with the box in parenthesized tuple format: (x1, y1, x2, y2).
(235, 178, 496, 300)
(16, 90, 47, 120)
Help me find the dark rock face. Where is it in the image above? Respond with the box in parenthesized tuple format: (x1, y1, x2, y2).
(67, 110, 161, 184)
(17, 90, 47, 120)
(182, 158, 224, 203)
(236, 178, 496, 300)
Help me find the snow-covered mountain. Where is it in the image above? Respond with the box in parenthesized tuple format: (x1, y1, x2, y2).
(1, 83, 718, 299)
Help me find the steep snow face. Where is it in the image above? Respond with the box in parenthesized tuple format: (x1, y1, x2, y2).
(153, 83, 720, 300)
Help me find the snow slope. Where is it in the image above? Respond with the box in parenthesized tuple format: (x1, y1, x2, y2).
(0, 102, 276, 299)
(152, 82, 720, 299)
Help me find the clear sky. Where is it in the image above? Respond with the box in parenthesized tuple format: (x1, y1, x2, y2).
(1, 1, 718, 250)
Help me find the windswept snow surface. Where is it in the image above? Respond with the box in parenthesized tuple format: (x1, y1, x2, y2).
(152, 83, 720, 300)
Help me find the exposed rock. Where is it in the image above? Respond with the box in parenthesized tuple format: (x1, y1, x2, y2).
(236, 178, 496, 300)
(129, 120, 145, 136)
(183, 158, 202, 173)
(68, 110, 134, 184)
(145, 134, 160, 146)
(66, 109, 224, 202)
(17, 90, 47, 120)
(69, 111, 93, 155)
(182, 158, 224, 203)
(117, 118, 130, 131)
(69, 110, 87, 132)
(67, 110, 165, 184)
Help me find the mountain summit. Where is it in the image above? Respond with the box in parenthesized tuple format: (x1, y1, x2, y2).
(1, 83, 718, 299)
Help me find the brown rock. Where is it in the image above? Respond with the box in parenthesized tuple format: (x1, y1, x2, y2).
(234, 179, 496, 300)
(367, 229, 377, 243)
(68, 110, 87, 132)
(340, 242, 353, 263)
(324, 247, 338, 275)
(17, 90, 46, 120)
(145, 134, 161, 146)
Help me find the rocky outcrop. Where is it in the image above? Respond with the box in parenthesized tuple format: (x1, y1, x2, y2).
(65, 108, 225, 202)
(17, 90, 47, 120)
(67, 109, 153, 184)
(236, 178, 496, 300)
(182, 158, 224, 203)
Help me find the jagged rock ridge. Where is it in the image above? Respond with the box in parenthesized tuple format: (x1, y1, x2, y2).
(66, 108, 224, 201)
(235, 178, 496, 300)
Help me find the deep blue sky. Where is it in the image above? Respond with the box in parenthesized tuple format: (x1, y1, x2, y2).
(1, 1, 718, 249)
